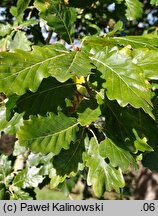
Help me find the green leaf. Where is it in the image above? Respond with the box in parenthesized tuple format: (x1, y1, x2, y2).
(0, 155, 13, 185)
(106, 21, 123, 37)
(112, 35, 158, 49)
(16, 77, 75, 118)
(0, 44, 92, 95)
(34, 0, 76, 43)
(5, 94, 20, 121)
(26, 152, 53, 168)
(84, 35, 158, 50)
(150, 0, 158, 6)
(132, 48, 158, 80)
(53, 130, 85, 175)
(49, 168, 60, 189)
(78, 106, 101, 126)
(18, 19, 38, 29)
(83, 137, 125, 197)
(99, 138, 137, 172)
(133, 129, 154, 153)
(17, 112, 79, 155)
(0, 107, 23, 134)
(124, 0, 143, 20)
(103, 99, 158, 153)
(8, 31, 32, 51)
(0, 184, 5, 200)
(10, 6, 18, 18)
(90, 49, 154, 119)
(58, 177, 77, 196)
(77, 97, 101, 125)
(48, 47, 92, 82)
(24, 167, 44, 188)
(17, 0, 31, 16)
(10, 186, 33, 200)
(0, 44, 64, 95)
(13, 167, 44, 188)
(13, 142, 27, 156)
(0, 23, 12, 37)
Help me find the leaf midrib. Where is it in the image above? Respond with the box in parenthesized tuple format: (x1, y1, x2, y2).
(20, 122, 79, 142)
(114, 37, 156, 49)
(90, 56, 152, 106)
(1, 53, 67, 80)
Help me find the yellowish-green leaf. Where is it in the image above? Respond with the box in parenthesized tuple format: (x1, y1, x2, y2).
(133, 129, 154, 153)
(99, 138, 137, 172)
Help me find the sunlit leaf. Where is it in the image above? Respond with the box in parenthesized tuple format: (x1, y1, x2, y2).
(90, 49, 154, 119)
(132, 48, 158, 80)
(113, 35, 158, 49)
(124, 0, 143, 20)
(0, 44, 92, 95)
(84, 35, 158, 50)
(0, 107, 23, 134)
(83, 137, 125, 197)
(0, 155, 13, 184)
(133, 129, 154, 153)
(150, 0, 158, 6)
(0, 23, 12, 37)
(13, 167, 44, 188)
(99, 138, 137, 172)
(10, 186, 33, 200)
(8, 31, 32, 51)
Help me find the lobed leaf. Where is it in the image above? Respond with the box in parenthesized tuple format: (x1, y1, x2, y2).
(13, 167, 44, 188)
(0, 23, 12, 37)
(102, 99, 157, 153)
(83, 137, 125, 197)
(0, 45, 59, 95)
(90, 50, 154, 119)
(10, 186, 33, 200)
(16, 77, 75, 118)
(0, 107, 23, 134)
(17, 0, 31, 16)
(0, 155, 13, 184)
(133, 129, 154, 153)
(99, 138, 137, 172)
(0, 44, 92, 95)
(17, 112, 79, 155)
(8, 31, 32, 51)
(78, 106, 101, 126)
(84, 35, 158, 50)
(113, 35, 158, 49)
(34, 0, 76, 43)
(124, 0, 143, 20)
(53, 132, 85, 175)
(132, 48, 158, 80)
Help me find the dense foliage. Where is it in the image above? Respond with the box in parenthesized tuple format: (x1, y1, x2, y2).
(1, 0, 158, 199)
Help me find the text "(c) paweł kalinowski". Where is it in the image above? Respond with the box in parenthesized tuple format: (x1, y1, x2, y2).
(20, 202, 104, 212)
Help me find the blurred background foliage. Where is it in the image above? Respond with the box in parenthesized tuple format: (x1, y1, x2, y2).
(0, 0, 158, 200)
(1, 0, 158, 44)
